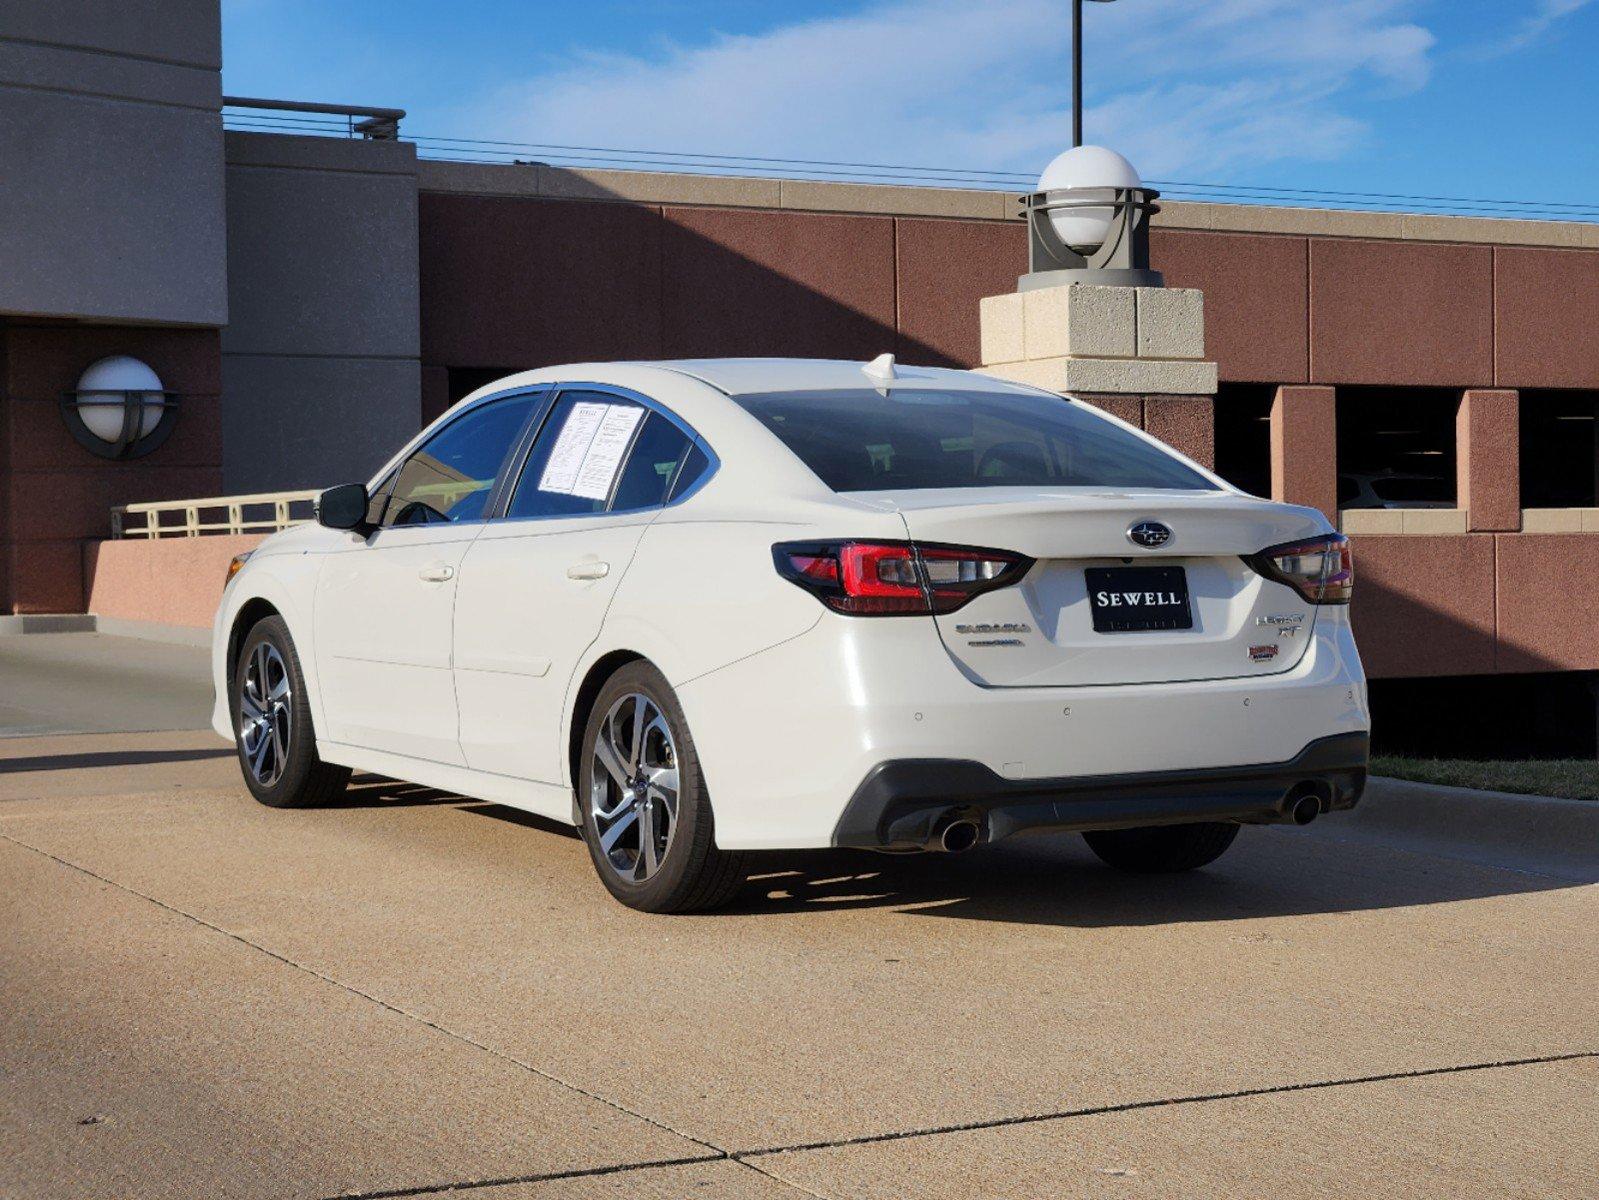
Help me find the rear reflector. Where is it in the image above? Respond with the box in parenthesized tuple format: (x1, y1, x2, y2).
(773, 540, 1032, 616)
(1244, 533, 1353, 605)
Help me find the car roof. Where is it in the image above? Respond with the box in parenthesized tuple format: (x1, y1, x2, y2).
(652, 358, 1046, 397)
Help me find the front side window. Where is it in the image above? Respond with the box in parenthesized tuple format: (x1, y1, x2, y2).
(732, 388, 1213, 493)
(381, 394, 536, 527)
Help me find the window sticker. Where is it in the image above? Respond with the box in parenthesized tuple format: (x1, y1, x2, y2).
(537, 402, 644, 499)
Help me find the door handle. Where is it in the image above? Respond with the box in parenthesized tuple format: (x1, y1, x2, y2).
(418, 563, 455, 583)
(566, 561, 610, 581)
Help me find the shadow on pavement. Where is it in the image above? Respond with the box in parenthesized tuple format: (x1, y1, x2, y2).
(324, 774, 471, 808)
(0, 747, 235, 774)
(717, 829, 1580, 927)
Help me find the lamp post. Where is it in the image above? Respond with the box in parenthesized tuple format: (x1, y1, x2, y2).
(1073, 0, 1118, 147)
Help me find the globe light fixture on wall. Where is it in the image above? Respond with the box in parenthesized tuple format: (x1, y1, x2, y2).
(61, 355, 179, 459)
(1017, 144, 1163, 292)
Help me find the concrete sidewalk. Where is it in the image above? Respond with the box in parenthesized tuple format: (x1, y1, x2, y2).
(2, 730, 1595, 1198)
(0, 633, 213, 737)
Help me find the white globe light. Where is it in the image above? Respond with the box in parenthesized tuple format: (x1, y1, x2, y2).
(75, 356, 165, 443)
(1037, 144, 1142, 253)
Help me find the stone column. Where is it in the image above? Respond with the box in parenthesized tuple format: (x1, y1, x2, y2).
(977, 283, 1218, 466)
(1457, 389, 1520, 532)
(1271, 385, 1338, 520)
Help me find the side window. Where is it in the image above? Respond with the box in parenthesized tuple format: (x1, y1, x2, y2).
(667, 442, 712, 502)
(384, 395, 535, 527)
(506, 391, 646, 520)
(610, 414, 693, 511)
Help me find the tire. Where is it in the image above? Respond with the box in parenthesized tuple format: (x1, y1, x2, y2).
(577, 661, 745, 913)
(232, 615, 350, 808)
(1082, 821, 1240, 873)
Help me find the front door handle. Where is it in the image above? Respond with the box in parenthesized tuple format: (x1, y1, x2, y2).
(418, 563, 455, 583)
(566, 561, 610, 581)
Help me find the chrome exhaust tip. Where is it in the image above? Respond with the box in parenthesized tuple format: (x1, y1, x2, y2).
(1284, 781, 1331, 826)
(936, 818, 982, 854)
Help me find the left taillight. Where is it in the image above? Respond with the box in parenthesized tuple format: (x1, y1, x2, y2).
(773, 540, 1032, 616)
(224, 551, 253, 590)
(1244, 533, 1352, 605)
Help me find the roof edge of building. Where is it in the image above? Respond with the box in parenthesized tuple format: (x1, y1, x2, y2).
(414, 157, 1599, 250)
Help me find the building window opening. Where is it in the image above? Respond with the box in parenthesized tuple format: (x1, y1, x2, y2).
(1336, 387, 1458, 509)
(1212, 383, 1274, 498)
(1369, 672, 1597, 760)
(1520, 390, 1599, 509)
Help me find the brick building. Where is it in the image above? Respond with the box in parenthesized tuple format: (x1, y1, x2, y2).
(5, 0, 1599, 754)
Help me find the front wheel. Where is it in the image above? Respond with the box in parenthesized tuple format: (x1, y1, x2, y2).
(233, 615, 350, 808)
(578, 662, 745, 913)
(1082, 822, 1240, 873)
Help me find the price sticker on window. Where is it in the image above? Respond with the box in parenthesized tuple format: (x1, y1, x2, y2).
(537, 402, 645, 499)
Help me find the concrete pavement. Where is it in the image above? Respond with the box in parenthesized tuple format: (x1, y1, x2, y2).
(1, 728, 1595, 1199)
(0, 633, 212, 737)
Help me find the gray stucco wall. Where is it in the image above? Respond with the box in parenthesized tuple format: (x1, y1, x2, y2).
(0, 0, 227, 325)
(220, 132, 421, 492)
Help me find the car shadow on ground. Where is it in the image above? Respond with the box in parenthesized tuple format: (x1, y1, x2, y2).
(0, 746, 237, 773)
(329, 788, 1579, 927)
(716, 829, 1579, 927)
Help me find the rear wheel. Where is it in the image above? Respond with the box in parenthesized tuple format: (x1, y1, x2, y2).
(578, 662, 745, 913)
(1082, 822, 1239, 873)
(233, 615, 350, 808)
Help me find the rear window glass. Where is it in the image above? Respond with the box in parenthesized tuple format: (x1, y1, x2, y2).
(732, 388, 1213, 493)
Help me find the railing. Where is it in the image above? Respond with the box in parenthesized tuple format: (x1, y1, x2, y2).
(222, 95, 406, 140)
(112, 491, 321, 539)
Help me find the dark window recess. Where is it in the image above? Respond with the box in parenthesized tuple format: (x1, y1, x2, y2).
(1369, 672, 1598, 760)
(447, 368, 524, 406)
(1212, 384, 1275, 498)
(1336, 388, 1459, 509)
(1520, 390, 1599, 509)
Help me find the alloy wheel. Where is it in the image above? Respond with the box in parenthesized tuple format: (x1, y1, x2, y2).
(240, 641, 292, 787)
(590, 692, 679, 882)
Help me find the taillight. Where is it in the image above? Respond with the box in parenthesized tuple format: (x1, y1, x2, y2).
(1245, 533, 1352, 605)
(773, 540, 1032, 616)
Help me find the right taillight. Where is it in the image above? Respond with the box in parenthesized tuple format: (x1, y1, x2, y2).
(1245, 533, 1352, 605)
(773, 540, 1032, 616)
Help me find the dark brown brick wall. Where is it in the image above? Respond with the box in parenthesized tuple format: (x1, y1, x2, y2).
(0, 323, 221, 614)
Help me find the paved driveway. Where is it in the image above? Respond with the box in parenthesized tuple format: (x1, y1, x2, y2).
(2, 725, 1595, 1199)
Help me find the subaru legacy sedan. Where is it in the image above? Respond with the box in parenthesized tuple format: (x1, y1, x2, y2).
(213, 358, 1369, 912)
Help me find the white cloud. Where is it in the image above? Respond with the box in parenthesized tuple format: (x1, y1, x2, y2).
(448, 0, 1437, 180)
(1502, 0, 1594, 51)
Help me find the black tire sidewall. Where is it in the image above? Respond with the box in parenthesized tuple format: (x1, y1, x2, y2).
(233, 616, 324, 808)
(578, 662, 716, 911)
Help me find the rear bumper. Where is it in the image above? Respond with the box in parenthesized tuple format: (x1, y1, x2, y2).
(833, 731, 1370, 851)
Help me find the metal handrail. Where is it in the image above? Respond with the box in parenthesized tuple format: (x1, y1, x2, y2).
(222, 95, 405, 139)
(112, 490, 322, 539)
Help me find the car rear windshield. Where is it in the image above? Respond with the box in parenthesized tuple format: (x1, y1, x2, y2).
(733, 388, 1214, 493)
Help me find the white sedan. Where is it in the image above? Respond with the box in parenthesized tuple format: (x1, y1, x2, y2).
(213, 358, 1370, 912)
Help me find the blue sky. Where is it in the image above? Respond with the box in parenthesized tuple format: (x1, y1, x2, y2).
(221, 0, 1597, 212)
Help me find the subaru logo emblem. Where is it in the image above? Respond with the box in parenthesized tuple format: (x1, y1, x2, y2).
(1127, 521, 1172, 549)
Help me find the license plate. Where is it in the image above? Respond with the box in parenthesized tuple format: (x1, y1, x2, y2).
(1085, 566, 1193, 633)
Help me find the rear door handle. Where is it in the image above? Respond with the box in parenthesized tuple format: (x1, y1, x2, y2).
(566, 561, 610, 580)
(418, 563, 455, 583)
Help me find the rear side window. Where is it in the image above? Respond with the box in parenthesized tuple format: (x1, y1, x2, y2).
(733, 388, 1212, 493)
(611, 414, 693, 511)
(507, 391, 647, 520)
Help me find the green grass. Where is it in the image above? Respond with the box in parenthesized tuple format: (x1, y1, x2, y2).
(1372, 756, 1599, 801)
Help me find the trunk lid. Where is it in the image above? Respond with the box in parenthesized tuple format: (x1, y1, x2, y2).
(877, 487, 1328, 688)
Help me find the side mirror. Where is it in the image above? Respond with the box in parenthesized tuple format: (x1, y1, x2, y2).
(316, 482, 372, 533)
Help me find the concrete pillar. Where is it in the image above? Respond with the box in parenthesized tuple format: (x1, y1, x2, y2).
(1271, 385, 1338, 520)
(1458, 389, 1520, 532)
(978, 284, 1217, 397)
